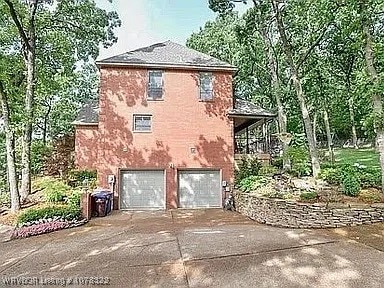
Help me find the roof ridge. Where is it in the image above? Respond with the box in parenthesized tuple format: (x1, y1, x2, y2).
(97, 41, 236, 71)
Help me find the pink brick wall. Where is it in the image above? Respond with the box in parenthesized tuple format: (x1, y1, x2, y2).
(74, 125, 99, 170)
(76, 67, 234, 209)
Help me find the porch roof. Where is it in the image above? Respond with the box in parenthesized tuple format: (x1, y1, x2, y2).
(228, 99, 277, 118)
(72, 100, 99, 126)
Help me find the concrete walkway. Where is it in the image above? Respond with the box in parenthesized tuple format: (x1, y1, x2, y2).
(0, 210, 383, 287)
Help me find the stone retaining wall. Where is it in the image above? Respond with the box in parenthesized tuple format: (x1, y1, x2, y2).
(235, 192, 384, 228)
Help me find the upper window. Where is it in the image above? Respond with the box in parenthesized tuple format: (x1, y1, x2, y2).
(199, 72, 213, 101)
(148, 70, 163, 100)
(133, 114, 152, 132)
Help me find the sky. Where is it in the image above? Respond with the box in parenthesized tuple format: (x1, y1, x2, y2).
(95, 0, 250, 60)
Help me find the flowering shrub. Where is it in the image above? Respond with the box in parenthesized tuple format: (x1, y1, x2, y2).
(11, 221, 69, 239)
(11, 218, 88, 239)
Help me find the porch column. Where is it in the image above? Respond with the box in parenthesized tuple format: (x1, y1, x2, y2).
(246, 126, 249, 154)
(265, 120, 269, 152)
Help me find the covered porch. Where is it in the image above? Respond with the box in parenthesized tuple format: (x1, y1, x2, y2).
(229, 99, 278, 165)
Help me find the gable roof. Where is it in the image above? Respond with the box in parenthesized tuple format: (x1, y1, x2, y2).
(228, 99, 277, 118)
(96, 41, 236, 72)
(73, 100, 99, 125)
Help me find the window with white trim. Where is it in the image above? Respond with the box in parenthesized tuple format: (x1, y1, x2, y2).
(148, 70, 163, 99)
(133, 114, 152, 132)
(199, 72, 213, 101)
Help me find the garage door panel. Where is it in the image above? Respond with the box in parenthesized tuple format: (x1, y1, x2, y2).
(121, 170, 165, 209)
(179, 170, 221, 208)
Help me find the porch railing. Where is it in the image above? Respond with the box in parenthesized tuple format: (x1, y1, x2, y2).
(235, 135, 281, 156)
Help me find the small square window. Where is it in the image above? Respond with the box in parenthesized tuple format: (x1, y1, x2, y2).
(133, 114, 152, 132)
(199, 72, 213, 101)
(148, 70, 163, 100)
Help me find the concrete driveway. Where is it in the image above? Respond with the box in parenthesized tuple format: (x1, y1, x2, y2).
(0, 209, 384, 288)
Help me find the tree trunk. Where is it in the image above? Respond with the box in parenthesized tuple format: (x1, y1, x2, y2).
(363, 19, 384, 192)
(42, 118, 47, 145)
(261, 21, 289, 169)
(348, 97, 358, 149)
(271, 0, 320, 177)
(313, 112, 317, 147)
(0, 83, 20, 212)
(20, 1, 37, 202)
(323, 109, 333, 162)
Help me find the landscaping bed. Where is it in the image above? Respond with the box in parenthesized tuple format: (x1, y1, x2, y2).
(0, 170, 96, 239)
(234, 150, 384, 229)
(235, 192, 384, 228)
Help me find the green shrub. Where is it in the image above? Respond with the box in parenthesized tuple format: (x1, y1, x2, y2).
(358, 189, 383, 203)
(0, 192, 10, 207)
(286, 146, 311, 177)
(31, 141, 52, 175)
(356, 167, 381, 188)
(17, 205, 81, 225)
(319, 167, 343, 185)
(299, 191, 318, 202)
(271, 157, 283, 169)
(239, 176, 269, 192)
(342, 174, 360, 196)
(259, 165, 278, 176)
(67, 169, 97, 188)
(34, 177, 70, 203)
(320, 164, 380, 191)
(66, 190, 82, 208)
(235, 157, 262, 184)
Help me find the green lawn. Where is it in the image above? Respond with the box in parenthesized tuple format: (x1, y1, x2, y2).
(332, 148, 380, 169)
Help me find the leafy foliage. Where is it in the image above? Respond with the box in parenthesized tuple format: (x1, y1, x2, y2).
(31, 140, 52, 175)
(67, 169, 97, 188)
(43, 134, 75, 176)
(319, 167, 343, 185)
(17, 205, 81, 225)
(238, 175, 269, 192)
(235, 157, 262, 184)
(33, 177, 70, 203)
(0, 192, 10, 207)
(286, 146, 311, 177)
(0, 0, 120, 210)
(320, 163, 380, 193)
(356, 167, 381, 188)
(342, 174, 361, 197)
(65, 190, 82, 209)
(259, 165, 279, 176)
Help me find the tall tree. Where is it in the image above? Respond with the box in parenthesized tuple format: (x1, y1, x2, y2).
(358, 0, 384, 191)
(3, 0, 38, 202)
(1, 0, 120, 209)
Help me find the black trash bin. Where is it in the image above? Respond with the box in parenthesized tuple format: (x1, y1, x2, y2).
(92, 190, 112, 217)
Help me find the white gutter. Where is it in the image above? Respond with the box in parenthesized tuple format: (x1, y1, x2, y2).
(96, 61, 238, 73)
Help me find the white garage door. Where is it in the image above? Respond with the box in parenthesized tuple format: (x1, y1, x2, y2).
(120, 170, 165, 209)
(178, 170, 221, 208)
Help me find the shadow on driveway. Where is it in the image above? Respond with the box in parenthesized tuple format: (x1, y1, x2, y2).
(0, 209, 383, 287)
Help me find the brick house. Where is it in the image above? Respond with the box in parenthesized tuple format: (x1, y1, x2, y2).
(74, 41, 276, 210)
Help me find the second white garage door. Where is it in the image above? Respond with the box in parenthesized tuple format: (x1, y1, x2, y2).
(120, 170, 165, 210)
(178, 170, 221, 208)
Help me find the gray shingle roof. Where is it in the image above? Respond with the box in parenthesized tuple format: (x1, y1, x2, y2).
(97, 41, 236, 71)
(229, 99, 277, 118)
(73, 100, 99, 125)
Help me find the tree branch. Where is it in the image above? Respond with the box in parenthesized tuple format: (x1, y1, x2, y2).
(296, 21, 333, 70)
(3, 0, 31, 51)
